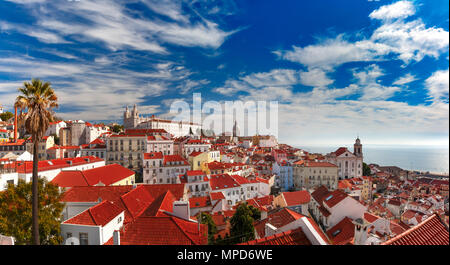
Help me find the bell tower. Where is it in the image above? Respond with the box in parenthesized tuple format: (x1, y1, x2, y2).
(354, 136, 362, 157)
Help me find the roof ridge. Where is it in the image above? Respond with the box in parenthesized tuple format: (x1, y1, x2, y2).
(80, 171, 91, 186)
(383, 213, 448, 245)
(170, 216, 202, 245)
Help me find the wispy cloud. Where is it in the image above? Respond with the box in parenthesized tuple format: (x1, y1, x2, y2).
(4, 0, 235, 53)
(275, 0, 449, 68)
(425, 68, 449, 103)
(393, 73, 417, 85)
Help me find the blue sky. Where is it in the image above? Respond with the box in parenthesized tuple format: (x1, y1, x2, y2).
(0, 0, 448, 147)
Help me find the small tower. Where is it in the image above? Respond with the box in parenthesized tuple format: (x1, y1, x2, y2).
(232, 120, 240, 137)
(132, 104, 138, 117)
(124, 106, 130, 119)
(354, 136, 362, 157)
(353, 218, 370, 245)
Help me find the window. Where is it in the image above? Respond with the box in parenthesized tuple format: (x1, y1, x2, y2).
(79, 233, 88, 245)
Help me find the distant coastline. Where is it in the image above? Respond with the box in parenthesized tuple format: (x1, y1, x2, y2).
(295, 144, 450, 175)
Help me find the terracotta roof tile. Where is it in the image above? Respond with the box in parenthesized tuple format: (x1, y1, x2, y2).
(239, 228, 312, 245)
(326, 217, 354, 245)
(383, 214, 449, 245)
(63, 200, 123, 226)
(119, 217, 207, 245)
(282, 190, 311, 206)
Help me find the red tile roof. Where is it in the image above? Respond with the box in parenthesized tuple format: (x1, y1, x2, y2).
(334, 147, 350, 156)
(52, 164, 134, 187)
(186, 170, 205, 177)
(282, 190, 311, 206)
(63, 200, 123, 226)
(383, 214, 449, 245)
(323, 189, 348, 208)
(188, 151, 204, 157)
(388, 199, 402, 206)
(13, 156, 104, 174)
(119, 217, 207, 245)
(89, 138, 105, 145)
(390, 221, 407, 236)
(209, 174, 240, 190)
(239, 228, 312, 245)
(186, 139, 208, 144)
(254, 208, 305, 238)
(163, 155, 189, 166)
(62, 184, 186, 205)
(364, 212, 380, 223)
(210, 192, 225, 201)
(120, 185, 154, 220)
(326, 217, 354, 245)
(303, 161, 337, 167)
(252, 195, 274, 208)
(189, 196, 211, 208)
(230, 174, 250, 185)
(141, 191, 175, 217)
(311, 185, 330, 204)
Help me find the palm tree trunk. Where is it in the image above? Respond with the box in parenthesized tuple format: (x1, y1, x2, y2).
(32, 140, 40, 245)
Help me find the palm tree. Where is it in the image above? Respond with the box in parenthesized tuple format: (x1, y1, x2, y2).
(15, 78, 58, 245)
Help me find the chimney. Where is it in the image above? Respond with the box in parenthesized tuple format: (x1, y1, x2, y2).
(353, 218, 369, 245)
(14, 106, 17, 143)
(265, 223, 277, 237)
(113, 230, 120, 245)
(172, 201, 190, 221)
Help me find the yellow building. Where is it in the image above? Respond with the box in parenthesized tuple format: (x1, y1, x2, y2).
(188, 150, 221, 172)
(293, 161, 339, 191)
(360, 176, 372, 202)
(26, 135, 55, 160)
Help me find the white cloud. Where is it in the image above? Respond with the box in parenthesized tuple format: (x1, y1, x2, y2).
(6, 0, 234, 53)
(274, 37, 390, 70)
(299, 68, 333, 87)
(393, 73, 417, 85)
(0, 21, 70, 44)
(241, 69, 299, 88)
(0, 54, 196, 120)
(275, 1, 449, 68)
(215, 69, 301, 95)
(177, 79, 210, 94)
(425, 68, 449, 103)
(142, 0, 188, 23)
(371, 19, 449, 63)
(369, 0, 415, 21)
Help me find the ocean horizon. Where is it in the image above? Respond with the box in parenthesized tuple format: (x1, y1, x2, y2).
(294, 144, 449, 175)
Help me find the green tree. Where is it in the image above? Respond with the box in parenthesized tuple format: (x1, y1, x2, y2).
(0, 179, 65, 245)
(248, 205, 261, 221)
(0, 111, 14, 121)
(363, 162, 371, 176)
(51, 133, 60, 145)
(229, 203, 256, 244)
(15, 78, 58, 245)
(198, 212, 217, 244)
(111, 124, 124, 133)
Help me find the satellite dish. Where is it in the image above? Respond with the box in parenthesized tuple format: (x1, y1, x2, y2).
(65, 237, 80, 245)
